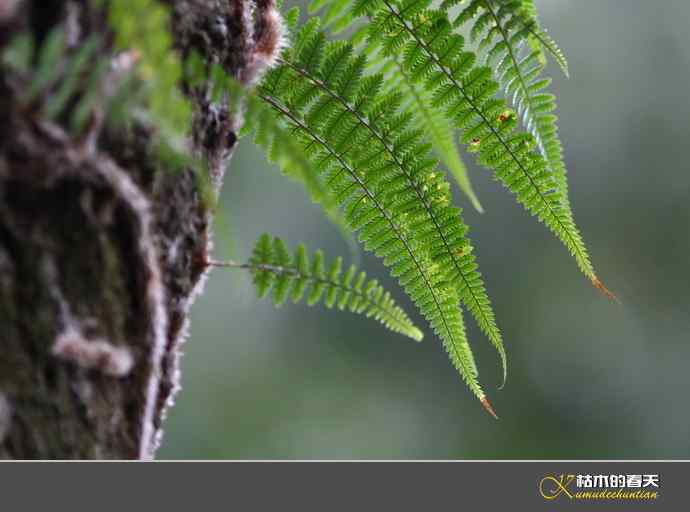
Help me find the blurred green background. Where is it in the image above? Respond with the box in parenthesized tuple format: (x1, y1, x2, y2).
(159, 0, 690, 459)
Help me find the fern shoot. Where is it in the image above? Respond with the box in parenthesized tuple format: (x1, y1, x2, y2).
(182, 0, 612, 415)
(130, 0, 613, 416)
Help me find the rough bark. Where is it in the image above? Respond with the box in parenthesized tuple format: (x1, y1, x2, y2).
(0, 0, 276, 459)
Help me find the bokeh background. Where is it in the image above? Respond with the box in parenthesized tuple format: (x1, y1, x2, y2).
(159, 0, 690, 459)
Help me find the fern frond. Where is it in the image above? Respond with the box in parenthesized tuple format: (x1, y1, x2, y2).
(383, 55, 484, 214)
(453, 0, 572, 216)
(257, 16, 508, 390)
(109, 0, 190, 134)
(447, 0, 569, 77)
(310, 0, 484, 213)
(25, 27, 67, 101)
(282, 39, 505, 383)
(363, 0, 605, 292)
(257, 91, 487, 402)
(253, 23, 499, 408)
(213, 234, 423, 341)
(528, 27, 569, 78)
(44, 37, 101, 121)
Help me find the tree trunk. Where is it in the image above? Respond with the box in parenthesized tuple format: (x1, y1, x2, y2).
(0, 0, 273, 459)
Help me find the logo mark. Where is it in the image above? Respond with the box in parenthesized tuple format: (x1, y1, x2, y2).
(538, 472, 660, 501)
(539, 474, 575, 500)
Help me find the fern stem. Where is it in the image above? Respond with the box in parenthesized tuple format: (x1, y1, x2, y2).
(206, 259, 246, 269)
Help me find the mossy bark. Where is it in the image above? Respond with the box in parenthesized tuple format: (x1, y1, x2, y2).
(0, 0, 255, 459)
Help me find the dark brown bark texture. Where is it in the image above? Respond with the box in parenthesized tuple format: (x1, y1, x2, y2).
(0, 0, 270, 459)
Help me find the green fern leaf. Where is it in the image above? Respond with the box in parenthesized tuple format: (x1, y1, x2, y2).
(233, 234, 425, 342)
(109, 0, 193, 171)
(45, 36, 101, 120)
(254, 15, 502, 408)
(445, 0, 569, 77)
(275, 39, 505, 384)
(3, 28, 136, 138)
(310, 0, 484, 214)
(454, 0, 572, 218)
(388, 58, 483, 214)
(363, 0, 610, 297)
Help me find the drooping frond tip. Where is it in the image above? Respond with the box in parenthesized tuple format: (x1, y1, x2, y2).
(480, 395, 499, 419)
(592, 276, 619, 303)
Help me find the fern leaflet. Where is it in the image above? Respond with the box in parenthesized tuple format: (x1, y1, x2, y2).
(211, 234, 423, 341)
(508, 0, 570, 78)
